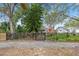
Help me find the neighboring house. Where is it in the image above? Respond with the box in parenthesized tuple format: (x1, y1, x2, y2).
(67, 27, 79, 33)
(56, 27, 68, 33)
(56, 27, 79, 33)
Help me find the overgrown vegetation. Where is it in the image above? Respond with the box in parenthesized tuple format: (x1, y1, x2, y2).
(47, 33, 79, 42)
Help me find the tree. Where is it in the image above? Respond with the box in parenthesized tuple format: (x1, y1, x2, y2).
(0, 4, 17, 33)
(43, 3, 79, 28)
(43, 4, 68, 29)
(22, 4, 44, 32)
(65, 18, 79, 28)
(0, 3, 28, 33)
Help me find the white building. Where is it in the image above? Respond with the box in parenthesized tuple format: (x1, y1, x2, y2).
(67, 27, 79, 33)
(56, 27, 68, 33)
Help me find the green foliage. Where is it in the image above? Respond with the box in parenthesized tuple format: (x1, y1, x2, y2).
(65, 19, 79, 28)
(12, 4, 29, 33)
(13, 4, 28, 23)
(0, 22, 10, 32)
(47, 33, 79, 42)
(22, 4, 44, 32)
(16, 25, 25, 32)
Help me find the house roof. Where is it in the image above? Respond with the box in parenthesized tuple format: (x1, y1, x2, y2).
(56, 27, 68, 31)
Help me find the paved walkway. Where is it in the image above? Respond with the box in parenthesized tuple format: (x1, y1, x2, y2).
(0, 40, 79, 48)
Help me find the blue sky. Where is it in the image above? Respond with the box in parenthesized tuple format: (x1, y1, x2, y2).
(68, 7, 79, 17)
(0, 12, 9, 22)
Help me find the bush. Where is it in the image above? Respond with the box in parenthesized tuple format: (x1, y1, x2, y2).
(47, 33, 79, 42)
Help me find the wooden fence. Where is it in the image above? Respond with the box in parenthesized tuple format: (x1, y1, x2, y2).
(6, 32, 46, 40)
(0, 33, 6, 40)
(0, 32, 78, 41)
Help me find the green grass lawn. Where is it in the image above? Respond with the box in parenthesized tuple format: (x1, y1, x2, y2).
(47, 33, 79, 42)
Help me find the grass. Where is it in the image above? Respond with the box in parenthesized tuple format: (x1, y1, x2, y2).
(47, 33, 79, 42)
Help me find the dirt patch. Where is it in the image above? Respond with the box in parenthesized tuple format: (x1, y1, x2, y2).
(0, 48, 79, 56)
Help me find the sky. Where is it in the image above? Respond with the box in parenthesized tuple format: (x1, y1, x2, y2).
(0, 3, 79, 29)
(0, 12, 9, 22)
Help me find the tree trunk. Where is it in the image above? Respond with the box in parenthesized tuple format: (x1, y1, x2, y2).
(9, 4, 15, 34)
(9, 17, 14, 33)
(9, 16, 15, 40)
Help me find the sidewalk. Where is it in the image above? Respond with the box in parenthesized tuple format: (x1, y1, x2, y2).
(0, 40, 79, 48)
